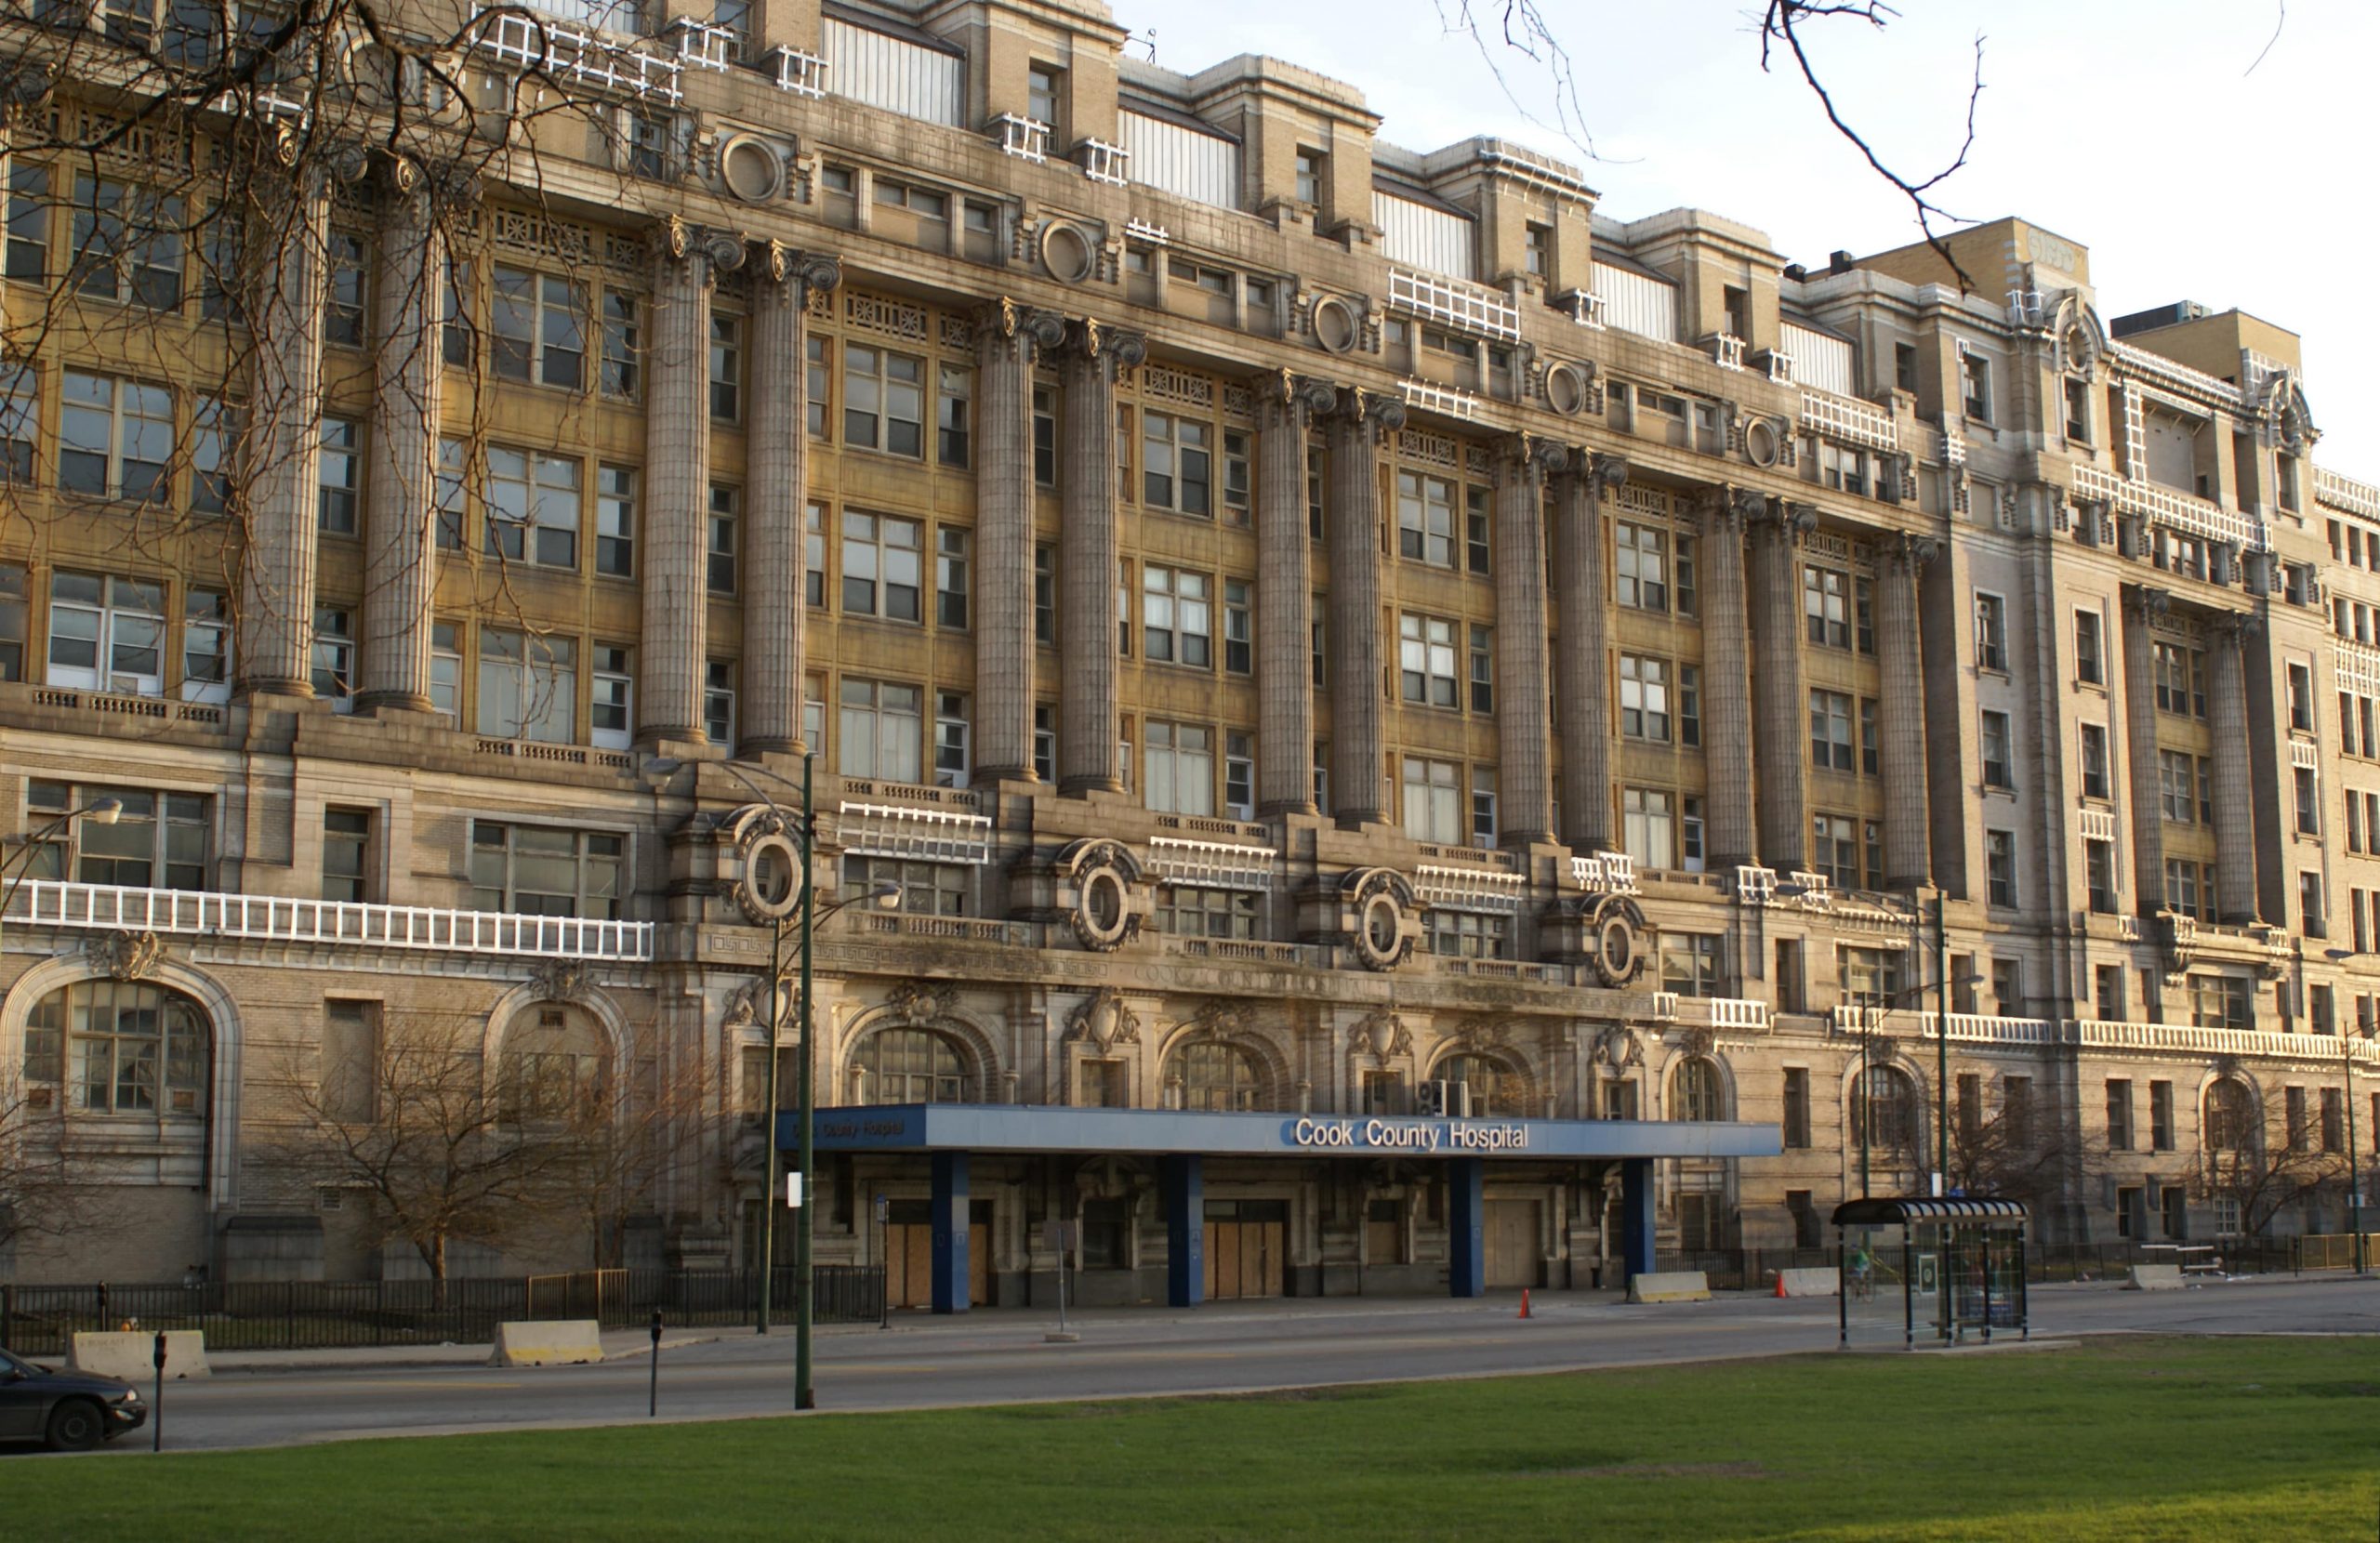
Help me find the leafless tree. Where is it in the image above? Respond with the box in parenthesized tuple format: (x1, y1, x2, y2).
(1941, 1088, 2100, 1220)
(2190, 1077, 2351, 1240)
(549, 1024, 716, 1271)
(0, 1063, 73, 1256)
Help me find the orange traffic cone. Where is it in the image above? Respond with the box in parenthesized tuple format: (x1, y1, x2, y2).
(1773, 1273, 1788, 1299)
(1518, 1288, 1532, 1319)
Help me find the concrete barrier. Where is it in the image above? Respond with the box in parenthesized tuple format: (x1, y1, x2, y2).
(1774, 1267, 1840, 1299)
(1627, 1271, 1712, 1303)
(491, 1319, 604, 1367)
(70, 1329, 209, 1380)
(2124, 1263, 2186, 1291)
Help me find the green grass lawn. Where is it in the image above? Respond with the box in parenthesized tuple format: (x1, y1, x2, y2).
(16, 1337, 2377, 1541)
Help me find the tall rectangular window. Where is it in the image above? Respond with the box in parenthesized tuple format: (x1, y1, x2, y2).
(842, 345, 925, 456)
(934, 692, 971, 788)
(1398, 613, 1460, 707)
(1396, 471, 1457, 566)
(6, 162, 49, 282)
(1145, 721, 1214, 816)
(936, 364, 971, 468)
(2080, 724, 2110, 799)
(45, 572, 165, 695)
(1401, 757, 1462, 844)
(491, 266, 584, 389)
(1803, 564, 1850, 648)
(0, 364, 39, 486)
(1782, 1068, 1811, 1149)
(1974, 592, 2006, 671)
(1142, 412, 1212, 517)
(476, 630, 576, 745)
(600, 292, 640, 399)
(936, 527, 971, 629)
(1470, 766, 1498, 848)
(317, 418, 361, 534)
(1033, 385, 1057, 486)
(2074, 610, 2104, 684)
(1986, 830, 2016, 908)
(1808, 689, 1853, 771)
(324, 232, 367, 347)
(591, 644, 632, 750)
(1223, 431, 1251, 525)
(1143, 566, 1211, 666)
(1615, 522, 1668, 611)
(311, 608, 354, 706)
(1223, 580, 1252, 675)
(1224, 732, 1255, 819)
(1621, 654, 1672, 742)
(1621, 786, 1674, 870)
(708, 315, 743, 422)
(707, 485, 739, 595)
(1979, 709, 2013, 788)
(839, 678, 922, 782)
(596, 466, 636, 577)
(842, 511, 922, 621)
(1035, 544, 1055, 643)
(181, 588, 229, 703)
(1469, 625, 1494, 714)
(705, 659, 736, 746)
(806, 335, 829, 438)
(60, 372, 172, 502)
(323, 809, 371, 903)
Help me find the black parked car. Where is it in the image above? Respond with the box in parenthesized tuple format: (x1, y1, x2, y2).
(0, 1347, 148, 1451)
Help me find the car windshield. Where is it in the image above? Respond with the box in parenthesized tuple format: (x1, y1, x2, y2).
(0, 1349, 33, 1376)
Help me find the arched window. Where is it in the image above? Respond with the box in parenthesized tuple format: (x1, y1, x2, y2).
(499, 1005, 608, 1122)
(1673, 1057, 1725, 1123)
(1438, 1054, 1527, 1117)
(22, 980, 210, 1116)
(855, 1027, 972, 1103)
(2203, 1079, 2256, 1152)
(1171, 1041, 1263, 1112)
(1850, 1066, 1917, 1154)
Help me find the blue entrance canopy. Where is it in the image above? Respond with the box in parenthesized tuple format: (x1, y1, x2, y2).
(784, 1103, 1783, 1161)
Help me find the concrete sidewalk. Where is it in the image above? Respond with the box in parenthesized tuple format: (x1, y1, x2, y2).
(208, 1328, 731, 1375)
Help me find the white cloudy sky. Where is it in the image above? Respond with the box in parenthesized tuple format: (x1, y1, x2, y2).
(1116, 0, 2380, 473)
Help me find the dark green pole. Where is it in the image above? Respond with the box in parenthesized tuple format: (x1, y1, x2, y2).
(1936, 891, 1950, 1199)
(797, 750, 817, 1410)
(758, 912, 780, 1335)
(2348, 1041, 2363, 1275)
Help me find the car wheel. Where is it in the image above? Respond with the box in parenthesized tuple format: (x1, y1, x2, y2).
(45, 1400, 105, 1453)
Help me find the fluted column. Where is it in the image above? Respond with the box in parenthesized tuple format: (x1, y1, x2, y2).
(356, 159, 446, 713)
(1553, 455, 1621, 851)
(1257, 373, 1336, 813)
(2207, 614, 2260, 923)
(1876, 534, 1935, 888)
(1700, 489, 1758, 870)
(1056, 321, 1147, 793)
(1324, 390, 1405, 827)
(1747, 499, 1816, 872)
(237, 162, 334, 696)
(1491, 436, 1561, 846)
(741, 244, 841, 756)
(638, 222, 734, 745)
(2121, 587, 2169, 917)
(972, 301, 1065, 781)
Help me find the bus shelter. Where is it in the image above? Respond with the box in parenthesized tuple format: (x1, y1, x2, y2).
(1832, 1196, 2029, 1349)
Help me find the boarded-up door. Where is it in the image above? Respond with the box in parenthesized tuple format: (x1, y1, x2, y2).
(1485, 1199, 1540, 1288)
(885, 1203, 989, 1309)
(1202, 1199, 1287, 1299)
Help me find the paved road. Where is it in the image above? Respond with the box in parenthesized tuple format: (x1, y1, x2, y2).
(44, 1275, 2380, 1454)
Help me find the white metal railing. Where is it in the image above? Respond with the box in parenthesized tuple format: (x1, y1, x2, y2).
(1709, 997, 1772, 1032)
(2314, 466, 2380, 521)
(1147, 836, 1276, 892)
(1709, 333, 1746, 370)
(1386, 269, 1522, 343)
(667, 17, 737, 72)
(469, 8, 685, 104)
(2072, 1020, 2380, 1066)
(834, 802, 990, 864)
(1413, 864, 1525, 914)
(2072, 462, 2268, 554)
(2334, 639, 2380, 696)
(7, 880, 652, 962)
(1124, 218, 1169, 246)
(1764, 349, 1795, 385)
(1732, 865, 1778, 904)
(1570, 851, 1639, 893)
(1397, 379, 1482, 422)
(1558, 289, 1606, 328)
(990, 112, 1050, 164)
(2077, 807, 2117, 843)
(769, 45, 828, 97)
(1784, 871, 1831, 907)
(1650, 991, 1679, 1022)
(2108, 340, 2244, 410)
(1799, 388, 1900, 453)
(1079, 138, 1130, 187)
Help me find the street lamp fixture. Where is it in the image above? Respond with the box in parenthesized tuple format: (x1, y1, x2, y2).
(1, 796, 126, 935)
(2318, 948, 2370, 1275)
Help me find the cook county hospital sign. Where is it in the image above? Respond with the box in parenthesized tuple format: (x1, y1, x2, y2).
(1289, 1116, 1529, 1153)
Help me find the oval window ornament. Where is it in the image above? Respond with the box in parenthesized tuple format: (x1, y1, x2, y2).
(1312, 294, 1358, 355)
(719, 136, 785, 204)
(1545, 362, 1589, 416)
(1042, 221, 1096, 286)
(1744, 417, 1780, 468)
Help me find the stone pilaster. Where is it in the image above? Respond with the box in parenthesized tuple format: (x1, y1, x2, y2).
(1699, 489, 1758, 870)
(1056, 320, 1147, 794)
(1876, 534, 1935, 888)
(1491, 435, 1563, 846)
(1552, 455, 1621, 851)
(1256, 372, 1336, 814)
(741, 244, 840, 756)
(2121, 587, 2169, 917)
(357, 158, 447, 714)
(2207, 613, 2261, 923)
(1747, 498, 1817, 872)
(236, 161, 335, 697)
(637, 219, 735, 745)
(972, 299, 1065, 781)
(1324, 389, 1406, 827)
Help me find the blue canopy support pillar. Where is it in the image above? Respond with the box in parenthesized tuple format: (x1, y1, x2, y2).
(1620, 1157, 1656, 1286)
(930, 1150, 970, 1314)
(1162, 1154, 1203, 1308)
(1448, 1156, 1486, 1297)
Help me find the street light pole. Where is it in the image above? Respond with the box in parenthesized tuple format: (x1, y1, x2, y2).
(796, 749, 818, 1412)
(1935, 891, 1950, 1199)
(0, 798, 126, 940)
(2348, 1033, 2366, 1276)
(757, 910, 785, 1334)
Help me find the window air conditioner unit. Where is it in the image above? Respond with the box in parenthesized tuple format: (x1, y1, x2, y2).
(1416, 1080, 1472, 1118)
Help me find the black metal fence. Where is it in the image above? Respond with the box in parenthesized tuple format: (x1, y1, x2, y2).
(1658, 1237, 2318, 1291)
(0, 1265, 884, 1357)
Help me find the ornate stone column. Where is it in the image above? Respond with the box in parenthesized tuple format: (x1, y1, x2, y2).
(972, 300, 1065, 781)
(637, 220, 736, 745)
(1491, 436, 1563, 846)
(1056, 320, 1147, 793)
(2121, 587, 2170, 916)
(1323, 390, 1405, 827)
(1553, 454, 1622, 851)
(1747, 498, 1817, 873)
(236, 159, 337, 696)
(740, 244, 840, 756)
(356, 156, 445, 713)
(1699, 489, 1758, 870)
(1257, 372, 1336, 814)
(1876, 534, 1935, 889)
(2207, 613, 2261, 923)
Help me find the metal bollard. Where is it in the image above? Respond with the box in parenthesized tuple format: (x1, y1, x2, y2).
(152, 1331, 166, 1452)
(648, 1309, 663, 1418)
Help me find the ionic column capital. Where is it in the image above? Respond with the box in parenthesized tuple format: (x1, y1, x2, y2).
(758, 241, 842, 301)
(1326, 386, 1405, 440)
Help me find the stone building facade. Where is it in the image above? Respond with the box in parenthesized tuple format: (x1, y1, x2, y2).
(0, 0, 2373, 1293)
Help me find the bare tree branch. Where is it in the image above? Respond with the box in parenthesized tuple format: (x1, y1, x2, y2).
(2244, 1, 2286, 77)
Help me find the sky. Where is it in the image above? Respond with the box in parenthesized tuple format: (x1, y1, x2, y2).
(1113, 0, 2380, 475)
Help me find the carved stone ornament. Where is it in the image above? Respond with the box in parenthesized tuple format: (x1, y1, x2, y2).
(1588, 894, 1651, 989)
(1338, 866, 1418, 973)
(1065, 987, 1141, 1049)
(722, 976, 791, 1033)
(527, 959, 593, 1005)
(662, 213, 690, 260)
(883, 980, 960, 1028)
(1594, 1024, 1644, 1072)
(1677, 1026, 1719, 1060)
(1591, 453, 1630, 495)
(1059, 837, 1144, 953)
(1181, 998, 1252, 1041)
(1348, 1009, 1410, 1060)
(1449, 1015, 1510, 1056)
(732, 812, 805, 925)
(85, 930, 163, 982)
